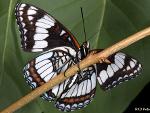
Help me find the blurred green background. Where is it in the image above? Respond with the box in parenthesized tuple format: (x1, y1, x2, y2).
(0, 0, 150, 113)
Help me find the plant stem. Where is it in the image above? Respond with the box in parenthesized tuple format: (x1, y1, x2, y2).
(1, 26, 150, 113)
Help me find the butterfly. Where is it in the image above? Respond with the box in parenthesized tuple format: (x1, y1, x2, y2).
(15, 3, 142, 112)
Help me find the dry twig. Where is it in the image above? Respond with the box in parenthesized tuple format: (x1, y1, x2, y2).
(1, 26, 150, 113)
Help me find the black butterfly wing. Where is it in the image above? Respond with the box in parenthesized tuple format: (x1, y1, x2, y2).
(15, 3, 80, 52)
(23, 46, 79, 101)
(55, 65, 97, 112)
(96, 51, 142, 90)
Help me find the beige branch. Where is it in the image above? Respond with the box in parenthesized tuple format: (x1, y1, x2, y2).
(1, 26, 150, 113)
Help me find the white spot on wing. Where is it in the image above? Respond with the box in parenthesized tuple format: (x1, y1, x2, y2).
(124, 75, 128, 78)
(19, 11, 23, 15)
(59, 104, 65, 109)
(33, 40, 48, 49)
(97, 77, 103, 85)
(60, 30, 66, 36)
(66, 105, 71, 110)
(36, 27, 48, 33)
(31, 48, 43, 52)
(112, 81, 117, 85)
(134, 70, 137, 73)
(130, 73, 133, 76)
(24, 29, 27, 34)
(117, 52, 125, 59)
(21, 4, 26, 8)
(28, 16, 34, 20)
(115, 59, 123, 68)
(34, 34, 49, 40)
(71, 104, 77, 108)
(132, 58, 137, 64)
(38, 18, 54, 26)
(36, 22, 52, 28)
(19, 7, 23, 10)
(115, 55, 124, 65)
(117, 52, 125, 56)
(25, 70, 29, 77)
(107, 65, 114, 77)
(30, 6, 37, 10)
(111, 63, 119, 72)
(130, 61, 135, 68)
(78, 103, 83, 107)
(127, 66, 130, 70)
(27, 9, 36, 15)
(22, 23, 25, 27)
(44, 15, 55, 23)
(99, 70, 108, 83)
(19, 17, 23, 21)
(118, 77, 122, 81)
(139, 64, 142, 68)
(32, 82, 37, 88)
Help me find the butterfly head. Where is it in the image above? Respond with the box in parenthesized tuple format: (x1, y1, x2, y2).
(82, 41, 90, 50)
(78, 41, 90, 60)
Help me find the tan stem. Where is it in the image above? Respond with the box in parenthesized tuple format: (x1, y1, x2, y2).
(1, 26, 150, 113)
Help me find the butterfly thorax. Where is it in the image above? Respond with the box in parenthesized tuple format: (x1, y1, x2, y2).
(77, 41, 90, 60)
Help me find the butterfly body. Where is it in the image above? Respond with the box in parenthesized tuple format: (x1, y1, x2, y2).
(15, 3, 142, 112)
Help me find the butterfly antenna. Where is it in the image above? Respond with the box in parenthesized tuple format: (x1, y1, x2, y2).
(81, 7, 87, 42)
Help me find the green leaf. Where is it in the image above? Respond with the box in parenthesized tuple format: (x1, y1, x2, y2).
(0, 0, 150, 113)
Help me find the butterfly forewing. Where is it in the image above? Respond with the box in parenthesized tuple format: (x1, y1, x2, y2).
(23, 46, 78, 101)
(96, 52, 142, 90)
(55, 65, 97, 112)
(15, 3, 80, 52)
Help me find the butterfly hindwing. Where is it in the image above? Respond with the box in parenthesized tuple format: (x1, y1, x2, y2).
(23, 46, 78, 101)
(96, 52, 142, 90)
(55, 65, 97, 112)
(15, 3, 80, 52)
